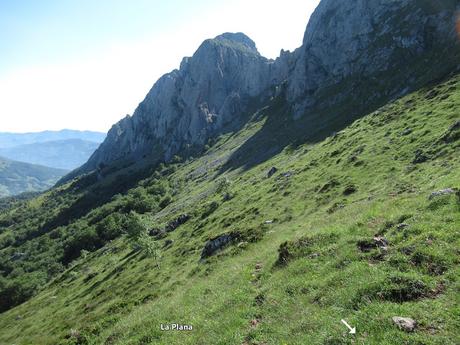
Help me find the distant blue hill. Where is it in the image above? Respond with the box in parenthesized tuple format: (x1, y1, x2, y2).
(0, 139, 102, 170)
(0, 156, 67, 198)
(0, 129, 106, 148)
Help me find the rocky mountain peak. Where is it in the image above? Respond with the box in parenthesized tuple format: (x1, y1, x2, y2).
(213, 32, 259, 54)
(71, 0, 459, 180)
(286, 0, 459, 117)
(74, 32, 272, 176)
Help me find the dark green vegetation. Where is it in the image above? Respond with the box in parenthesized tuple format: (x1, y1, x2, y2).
(0, 157, 67, 198)
(0, 74, 459, 344)
(0, 139, 101, 170)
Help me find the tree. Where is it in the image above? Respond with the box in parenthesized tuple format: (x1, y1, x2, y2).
(124, 211, 146, 240)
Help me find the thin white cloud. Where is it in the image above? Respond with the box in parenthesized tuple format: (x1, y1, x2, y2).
(0, 0, 320, 133)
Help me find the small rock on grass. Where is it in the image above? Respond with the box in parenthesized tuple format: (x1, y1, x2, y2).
(429, 188, 457, 200)
(267, 167, 278, 178)
(392, 317, 416, 332)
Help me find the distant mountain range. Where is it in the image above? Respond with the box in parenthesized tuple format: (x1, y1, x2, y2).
(0, 129, 105, 170)
(0, 156, 67, 198)
(0, 129, 105, 196)
(0, 129, 105, 148)
(0, 138, 101, 170)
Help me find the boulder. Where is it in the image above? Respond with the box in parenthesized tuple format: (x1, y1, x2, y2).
(429, 188, 457, 200)
(357, 236, 388, 252)
(200, 233, 237, 259)
(148, 228, 166, 239)
(392, 317, 416, 332)
(396, 223, 409, 230)
(267, 167, 278, 178)
(165, 214, 191, 232)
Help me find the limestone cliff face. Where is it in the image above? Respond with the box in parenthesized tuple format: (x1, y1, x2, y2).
(76, 0, 459, 176)
(285, 0, 459, 116)
(82, 33, 272, 172)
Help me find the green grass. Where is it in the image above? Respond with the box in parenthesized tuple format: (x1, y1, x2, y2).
(0, 74, 459, 344)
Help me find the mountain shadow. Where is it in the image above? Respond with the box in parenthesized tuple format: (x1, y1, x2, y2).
(220, 56, 460, 173)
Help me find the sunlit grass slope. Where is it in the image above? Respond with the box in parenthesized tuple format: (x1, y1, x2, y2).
(0, 74, 459, 344)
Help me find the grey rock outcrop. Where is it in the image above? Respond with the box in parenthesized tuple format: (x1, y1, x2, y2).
(81, 33, 273, 173)
(285, 0, 459, 117)
(429, 188, 457, 199)
(200, 233, 237, 259)
(72, 0, 459, 178)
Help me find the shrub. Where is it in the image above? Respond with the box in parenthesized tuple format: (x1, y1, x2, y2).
(96, 214, 125, 241)
(201, 201, 220, 219)
(159, 194, 173, 209)
(62, 227, 103, 264)
(135, 234, 161, 261)
(124, 211, 146, 240)
(0, 272, 46, 312)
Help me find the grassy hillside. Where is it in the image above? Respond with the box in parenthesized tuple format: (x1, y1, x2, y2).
(0, 157, 67, 198)
(0, 74, 459, 344)
(0, 139, 101, 170)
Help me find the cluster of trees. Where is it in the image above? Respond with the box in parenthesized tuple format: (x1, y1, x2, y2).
(0, 163, 177, 312)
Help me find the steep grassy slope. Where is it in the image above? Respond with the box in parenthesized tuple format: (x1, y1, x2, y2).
(0, 74, 459, 344)
(0, 157, 67, 197)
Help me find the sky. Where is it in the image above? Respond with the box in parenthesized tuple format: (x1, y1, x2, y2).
(0, 0, 321, 133)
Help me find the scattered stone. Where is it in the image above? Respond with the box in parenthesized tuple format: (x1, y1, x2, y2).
(264, 220, 274, 224)
(267, 167, 278, 178)
(401, 128, 413, 136)
(222, 192, 233, 201)
(255, 263, 263, 271)
(165, 214, 191, 232)
(441, 120, 460, 143)
(282, 171, 293, 178)
(237, 241, 248, 249)
(327, 202, 345, 214)
(250, 319, 261, 328)
(396, 223, 409, 230)
(429, 188, 457, 200)
(374, 236, 388, 250)
(11, 252, 26, 261)
(163, 239, 173, 248)
(69, 329, 82, 341)
(413, 149, 429, 164)
(392, 317, 416, 332)
(357, 236, 389, 252)
(201, 233, 237, 259)
(148, 228, 165, 239)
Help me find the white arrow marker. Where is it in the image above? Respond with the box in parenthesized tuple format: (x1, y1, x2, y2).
(341, 319, 356, 334)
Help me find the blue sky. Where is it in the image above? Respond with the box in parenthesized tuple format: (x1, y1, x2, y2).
(0, 0, 218, 73)
(0, 0, 320, 133)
